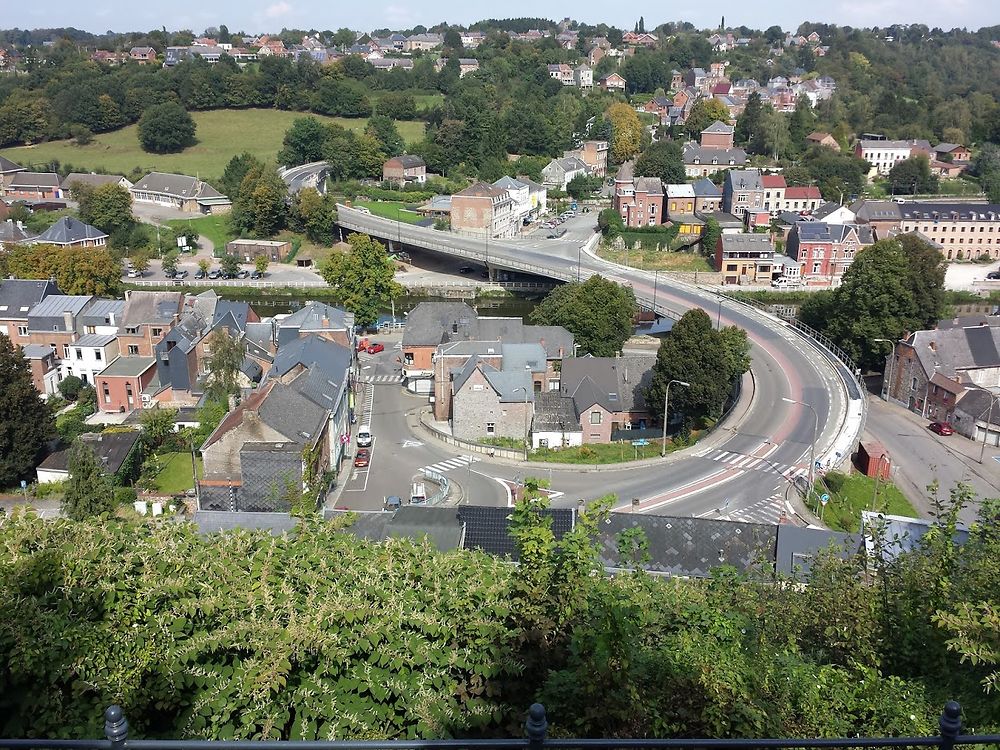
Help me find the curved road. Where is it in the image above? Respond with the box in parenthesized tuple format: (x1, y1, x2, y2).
(337, 206, 861, 521)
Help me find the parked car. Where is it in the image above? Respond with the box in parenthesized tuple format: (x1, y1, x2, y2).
(366, 343, 385, 354)
(771, 276, 802, 289)
(163, 269, 176, 279)
(356, 425, 373, 447)
(208, 269, 221, 279)
(194, 268, 206, 279)
(174, 269, 188, 279)
(987, 271, 1000, 280)
(384, 495, 402, 511)
(929, 421, 955, 436)
(354, 448, 370, 468)
(250, 270, 263, 279)
(127, 268, 143, 278)
(236, 269, 250, 279)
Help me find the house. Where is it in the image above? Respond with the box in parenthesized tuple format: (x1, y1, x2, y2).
(129, 46, 157, 64)
(451, 357, 535, 442)
(63, 333, 120, 386)
(404, 33, 444, 51)
(682, 144, 748, 178)
(0, 279, 61, 348)
(545, 63, 574, 86)
(541, 156, 590, 190)
(643, 95, 673, 123)
(130, 172, 231, 214)
(854, 139, 927, 178)
(622, 32, 658, 48)
(60, 173, 133, 197)
(198, 380, 331, 513)
(91, 50, 126, 65)
(812, 202, 856, 224)
(700, 121, 735, 149)
(95, 355, 159, 413)
(685, 67, 709, 90)
(896, 202, 1000, 261)
(22, 344, 60, 397)
(849, 199, 903, 240)
(382, 155, 427, 187)
(460, 32, 485, 48)
(372, 58, 414, 72)
(933, 143, 971, 163)
(33, 217, 108, 248)
(450, 182, 517, 239)
(493, 176, 531, 224)
(563, 140, 609, 178)
(666, 184, 696, 216)
(786, 222, 874, 283)
(78, 298, 124, 336)
(0, 156, 26, 190)
(613, 162, 664, 228)
(23, 294, 100, 368)
(36, 430, 141, 485)
(783, 186, 823, 213)
(598, 72, 627, 92)
(761, 174, 786, 213)
(518, 175, 548, 217)
(2, 172, 62, 201)
(692, 178, 723, 214)
(275, 301, 354, 349)
(458, 58, 480, 77)
(574, 64, 593, 89)
(716, 233, 778, 285)
(225, 239, 292, 262)
(0, 219, 36, 249)
(555, 355, 658, 444)
(588, 46, 606, 66)
(117, 290, 184, 357)
(806, 131, 840, 152)
(722, 169, 765, 219)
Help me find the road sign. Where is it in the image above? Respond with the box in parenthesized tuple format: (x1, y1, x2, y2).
(631, 439, 650, 446)
(820, 493, 830, 506)
(20, 480, 26, 489)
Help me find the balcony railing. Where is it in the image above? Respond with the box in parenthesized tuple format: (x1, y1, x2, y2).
(1, 702, 998, 750)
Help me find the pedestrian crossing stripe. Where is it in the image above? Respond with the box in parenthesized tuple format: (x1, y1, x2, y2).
(421, 456, 481, 474)
(368, 374, 404, 384)
(698, 448, 806, 479)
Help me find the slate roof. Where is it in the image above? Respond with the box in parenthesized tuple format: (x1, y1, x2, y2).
(37, 431, 141, 476)
(702, 120, 734, 134)
(532, 390, 580, 432)
(27, 294, 92, 324)
(684, 144, 747, 166)
(403, 302, 478, 346)
(268, 333, 352, 410)
(212, 300, 252, 333)
(0, 219, 36, 244)
(257, 382, 329, 446)
(21, 344, 54, 358)
(458, 505, 574, 560)
(596, 513, 778, 576)
(720, 234, 774, 254)
(691, 178, 722, 197)
(0, 279, 61, 320)
(121, 291, 183, 327)
(194, 510, 299, 535)
(386, 154, 425, 168)
(493, 176, 527, 191)
(61, 173, 128, 190)
(850, 200, 902, 223)
(7, 171, 60, 189)
(456, 181, 511, 199)
(74, 332, 117, 347)
(131, 172, 228, 203)
(812, 202, 851, 220)
(634, 177, 663, 195)
(280, 301, 353, 332)
(500, 342, 547, 373)
(615, 160, 635, 182)
(245, 321, 276, 350)
(560, 355, 657, 413)
(0, 156, 25, 173)
(79, 298, 124, 327)
(794, 222, 872, 244)
(906, 323, 1000, 378)
(35, 216, 108, 245)
(725, 169, 763, 190)
(550, 156, 589, 173)
(481, 363, 533, 403)
(899, 203, 1000, 222)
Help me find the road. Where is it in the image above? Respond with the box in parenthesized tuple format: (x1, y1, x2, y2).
(334, 205, 863, 522)
(279, 161, 330, 194)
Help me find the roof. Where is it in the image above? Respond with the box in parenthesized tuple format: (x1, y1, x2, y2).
(37, 431, 141, 476)
(774, 524, 861, 579)
(849, 200, 902, 222)
(458, 505, 574, 560)
(806, 131, 834, 141)
(0, 219, 35, 244)
(279, 301, 353, 332)
(256, 382, 329, 447)
(560, 355, 657, 413)
(79, 298, 124, 326)
(934, 142, 966, 154)
(61, 173, 128, 190)
(698, 211, 744, 227)
(683, 144, 748, 166)
(130, 172, 228, 203)
(761, 174, 786, 189)
(7, 172, 60, 189)
(906, 323, 1000, 379)
(725, 169, 764, 190)
(551, 156, 589, 173)
(455, 182, 510, 199)
(794, 222, 866, 244)
(0, 279, 61, 320)
(0, 156, 25, 174)
(74, 332, 117, 347)
(194, 511, 299, 535)
(812, 202, 853, 220)
(493, 176, 527, 191)
(785, 186, 822, 200)
(702, 120, 734, 134)
(500, 342, 547, 373)
(403, 302, 478, 346)
(666, 184, 695, 198)
(99, 356, 156, 377)
(720, 234, 774, 254)
(35, 216, 108, 245)
(385, 154, 425, 168)
(898, 203, 1000, 222)
(615, 160, 635, 183)
(121, 291, 183, 327)
(21, 344, 54, 358)
(268, 333, 352, 409)
(482, 364, 533, 403)
(691, 178, 722, 197)
(532, 391, 580, 432)
(634, 177, 663, 195)
(27, 294, 92, 322)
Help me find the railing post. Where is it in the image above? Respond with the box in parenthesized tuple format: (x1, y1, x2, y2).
(939, 701, 961, 750)
(104, 705, 129, 750)
(526, 703, 548, 750)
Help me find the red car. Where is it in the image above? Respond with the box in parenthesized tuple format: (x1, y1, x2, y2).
(354, 448, 370, 467)
(929, 422, 955, 436)
(366, 343, 384, 354)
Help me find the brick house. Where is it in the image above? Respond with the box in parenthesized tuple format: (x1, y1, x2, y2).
(33, 216, 108, 248)
(24, 294, 98, 367)
(382, 155, 427, 187)
(806, 131, 841, 152)
(896, 202, 1000, 261)
(933, 143, 971, 163)
(129, 46, 157, 63)
(598, 72, 627, 92)
(96, 356, 158, 413)
(716, 233, 778, 285)
(0, 278, 61, 348)
(0, 156, 26, 191)
(22, 344, 60, 397)
(451, 358, 535, 442)
(692, 178, 723, 214)
(564, 140, 609, 178)
(117, 291, 184, 357)
(450, 182, 517, 239)
(2, 172, 62, 201)
(613, 161, 664, 227)
(700, 121, 735, 148)
(786, 222, 874, 283)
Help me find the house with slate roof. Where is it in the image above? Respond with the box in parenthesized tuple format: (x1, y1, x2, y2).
(0, 278, 61, 348)
(451, 356, 535, 441)
(36, 431, 141, 485)
(60, 172, 133, 197)
(3, 171, 62, 201)
(0, 156, 26, 191)
(24, 294, 102, 366)
(786, 221, 874, 283)
(541, 156, 590, 190)
(130, 172, 231, 214)
(0, 218, 36, 249)
(275, 300, 354, 349)
(382, 155, 426, 187)
(33, 216, 108, 247)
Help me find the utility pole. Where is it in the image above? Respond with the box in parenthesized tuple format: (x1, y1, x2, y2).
(661, 379, 690, 457)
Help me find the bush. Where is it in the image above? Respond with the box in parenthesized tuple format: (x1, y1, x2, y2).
(137, 101, 197, 154)
(57, 375, 83, 401)
(824, 470, 847, 493)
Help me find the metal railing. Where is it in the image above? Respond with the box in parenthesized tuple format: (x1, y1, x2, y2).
(1, 701, 996, 750)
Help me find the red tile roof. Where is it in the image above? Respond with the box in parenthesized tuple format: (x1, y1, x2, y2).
(785, 186, 822, 199)
(761, 175, 787, 189)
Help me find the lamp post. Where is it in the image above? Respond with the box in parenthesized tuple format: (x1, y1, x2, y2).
(782, 397, 819, 506)
(577, 246, 582, 282)
(652, 270, 659, 314)
(874, 337, 895, 401)
(661, 379, 691, 457)
(513, 386, 530, 460)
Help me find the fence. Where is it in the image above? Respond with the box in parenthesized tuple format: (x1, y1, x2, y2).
(421, 467, 450, 505)
(1, 701, 994, 750)
(126, 279, 328, 289)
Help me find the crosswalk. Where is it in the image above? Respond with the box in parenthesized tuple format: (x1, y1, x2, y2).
(729, 493, 788, 525)
(368, 374, 404, 384)
(421, 455, 481, 475)
(692, 446, 808, 481)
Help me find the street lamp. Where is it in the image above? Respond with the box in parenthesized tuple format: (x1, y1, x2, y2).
(652, 270, 659, 313)
(874, 337, 895, 401)
(782, 397, 819, 507)
(512, 385, 531, 460)
(661, 379, 691, 457)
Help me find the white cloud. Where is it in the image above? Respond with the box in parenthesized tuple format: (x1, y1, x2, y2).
(264, 1, 292, 18)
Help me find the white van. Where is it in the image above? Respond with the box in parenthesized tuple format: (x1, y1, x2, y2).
(410, 482, 426, 504)
(356, 425, 373, 447)
(771, 276, 802, 289)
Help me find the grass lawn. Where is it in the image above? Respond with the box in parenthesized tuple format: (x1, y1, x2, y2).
(354, 200, 424, 224)
(1, 109, 426, 179)
(597, 244, 715, 273)
(530, 435, 699, 464)
(166, 214, 235, 253)
(815, 471, 919, 533)
(150, 452, 202, 495)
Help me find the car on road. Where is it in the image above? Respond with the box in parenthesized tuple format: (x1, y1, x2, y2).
(356, 425, 373, 447)
(354, 449, 370, 468)
(250, 270, 264, 279)
(194, 269, 206, 279)
(208, 269, 221, 279)
(987, 271, 1000, 280)
(366, 343, 385, 354)
(929, 421, 955, 436)
(458, 265, 474, 274)
(384, 495, 402, 511)
(126, 268, 143, 278)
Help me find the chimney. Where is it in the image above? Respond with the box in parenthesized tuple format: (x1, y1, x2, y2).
(63, 311, 73, 331)
(452, 321, 458, 333)
(322, 316, 330, 328)
(929, 341, 937, 352)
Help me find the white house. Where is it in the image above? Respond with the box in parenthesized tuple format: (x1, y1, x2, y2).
(854, 139, 926, 178)
(62, 333, 120, 385)
(541, 156, 589, 191)
(493, 176, 531, 224)
(574, 64, 593, 89)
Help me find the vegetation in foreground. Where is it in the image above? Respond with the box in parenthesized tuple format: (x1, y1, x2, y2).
(0, 485, 996, 740)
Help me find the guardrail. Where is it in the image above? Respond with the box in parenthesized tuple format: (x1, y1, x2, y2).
(125, 279, 328, 289)
(422, 467, 450, 504)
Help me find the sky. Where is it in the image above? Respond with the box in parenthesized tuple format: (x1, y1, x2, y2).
(5, 0, 1000, 35)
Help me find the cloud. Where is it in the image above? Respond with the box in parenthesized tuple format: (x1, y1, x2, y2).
(264, 1, 292, 18)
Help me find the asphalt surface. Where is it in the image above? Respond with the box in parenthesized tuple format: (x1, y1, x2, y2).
(335, 205, 857, 522)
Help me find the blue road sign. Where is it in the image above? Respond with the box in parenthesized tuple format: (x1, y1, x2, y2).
(820, 493, 830, 505)
(632, 439, 650, 446)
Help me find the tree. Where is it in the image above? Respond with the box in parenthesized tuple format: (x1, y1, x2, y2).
(161, 250, 179, 275)
(220, 152, 264, 201)
(254, 255, 270, 275)
(366, 114, 404, 156)
(137, 101, 197, 154)
(319, 233, 403, 326)
(634, 140, 684, 183)
(277, 116, 329, 166)
(734, 92, 765, 150)
(293, 187, 337, 245)
(375, 92, 417, 121)
(700, 217, 721, 255)
(605, 102, 643, 164)
(0, 335, 52, 486)
(230, 165, 287, 236)
(566, 173, 602, 201)
(204, 329, 245, 399)
(75, 183, 135, 235)
(311, 78, 371, 117)
(130, 250, 151, 275)
(888, 154, 938, 195)
(684, 99, 730, 138)
(443, 29, 463, 50)
(198, 258, 210, 275)
(62, 441, 115, 521)
(4, 244, 122, 297)
(220, 253, 240, 277)
(529, 275, 635, 357)
(57, 375, 84, 401)
(898, 233, 946, 329)
(646, 309, 732, 424)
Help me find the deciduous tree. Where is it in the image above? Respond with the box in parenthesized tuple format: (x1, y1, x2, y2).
(684, 98, 730, 138)
(277, 116, 329, 166)
(634, 139, 684, 183)
(204, 329, 245, 399)
(605, 102, 643, 164)
(0, 335, 52, 486)
(62, 441, 115, 520)
(76, 183, 135, 235)
(529, 275, 635, 357)
(319, 233, 403, 326)
(137, 101, 197, 153)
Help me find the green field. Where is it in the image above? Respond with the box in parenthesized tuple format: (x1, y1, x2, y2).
(354, 200, 424, 224)
(597, 244, 714, 272)
(1, 109, 426, 179)
(149, 452, 202, 495)
(166, 215, 234, 253)
(815, 471, 918, 533)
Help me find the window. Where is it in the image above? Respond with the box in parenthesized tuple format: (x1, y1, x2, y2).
(549, 380, 560, 391)
(86, 325, 96, 334)
(95, 350, 102, 361)
(102, 383, 111, 403)
(125, 326, 139, 335)
(472, 384, 484, 391)
(151, 328, 162, 337)
(812, 262, 822, 273)
(75, 348, 83, 360)
(126, 384, 134, 406)
(912, 377, 918, 390)
(63, 345, 71, 358)
(590, 411, 602, 425)
(539, 438, 549, 448)
(486, 422, 495, 434)
(128, 345, 139, 355)
(17, 326, 28, 336)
